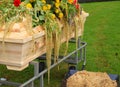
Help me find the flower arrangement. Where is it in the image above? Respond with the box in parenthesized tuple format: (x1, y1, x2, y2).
(0, 0, 83, 83)
(0, 0, 81, 29)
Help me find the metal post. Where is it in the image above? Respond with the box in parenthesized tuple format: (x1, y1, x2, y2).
(75, 38, 79, 68)
(30, 61, 40, 87)
(78, 38, 81, 48)
(83, 47, 86, 65)
(30, 61, 39, 76)
(78, 38, 81, 61)
(81, 46, 86, 70)
(40, 75, 44, 87)
(80, 39, 83, 61)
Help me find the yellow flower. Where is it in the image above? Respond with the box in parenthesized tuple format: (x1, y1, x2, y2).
(55, 9, 59, 13)
(56, 0, 60, 3)
(41, 0, 46, 4)
(51, 14, 56, 19)
(30, 0, 35, 3)
(42, 5, 48, 11)
(26, 3, 32, 9)
(55, 3, 60, 8)
(47, 4, 51, 10)
(58, 12, 63, 19)
(68, 0, 73, 4)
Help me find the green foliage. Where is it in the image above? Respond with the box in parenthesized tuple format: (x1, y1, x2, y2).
(0, 1, 30, 26)
(60, 0, 78, 20)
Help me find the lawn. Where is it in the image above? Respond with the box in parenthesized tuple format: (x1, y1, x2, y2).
(0, 1, 120, 87)
(81, 1, 120, 74)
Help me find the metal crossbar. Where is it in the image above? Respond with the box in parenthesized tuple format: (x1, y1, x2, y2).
(0, 80, 21, 86)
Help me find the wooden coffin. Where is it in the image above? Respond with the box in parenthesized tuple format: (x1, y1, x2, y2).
(0, 26, 46, 71)
(0, 11, 89, 71)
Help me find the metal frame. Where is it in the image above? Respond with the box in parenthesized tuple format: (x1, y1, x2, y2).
(0, 38, 87, 87)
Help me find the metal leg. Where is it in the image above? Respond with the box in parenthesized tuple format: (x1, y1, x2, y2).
(75, 38, 80, 69)
(78, 38, 82, 61)
(83, 47, 86, 65)
(80, 41, 83, 61)
(30, 61, 39, 76)
(25, 82, 34, 87)
(81, 46, 86, 70)
(31, 82, 34, 87)
(29, 61, 40, 87)
(65, 39, 87, 70)
(40, 75, 44, 87)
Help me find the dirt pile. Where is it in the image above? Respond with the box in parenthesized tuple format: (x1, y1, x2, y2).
(67, 70, 117, 87)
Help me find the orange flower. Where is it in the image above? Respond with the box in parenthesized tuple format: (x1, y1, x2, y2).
(68, 0, 73, 4)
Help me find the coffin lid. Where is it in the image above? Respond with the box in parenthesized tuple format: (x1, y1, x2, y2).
(0, 26, 45, 43)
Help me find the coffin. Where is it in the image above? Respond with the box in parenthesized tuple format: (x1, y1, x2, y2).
(0, 11, 89, 71)
(0, 26, 46, 71)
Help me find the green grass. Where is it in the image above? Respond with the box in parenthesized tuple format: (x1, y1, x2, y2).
(0, 1, 120, 87)
(81, 1, 120, 74)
